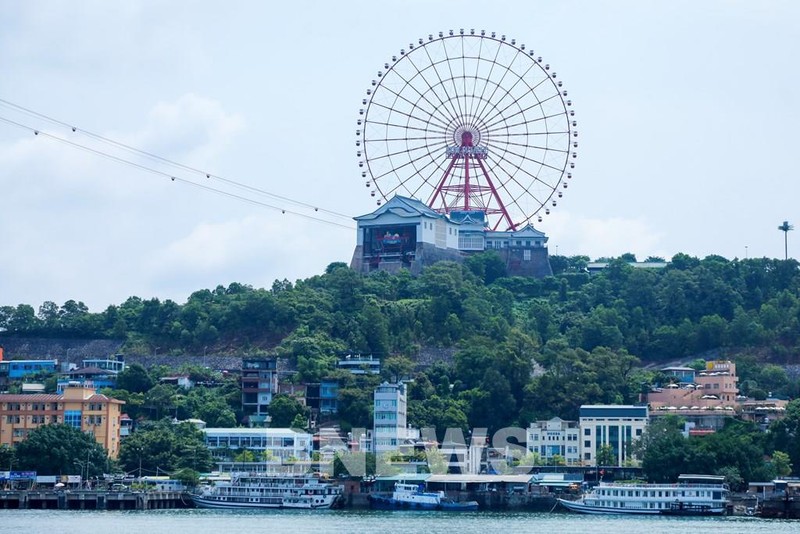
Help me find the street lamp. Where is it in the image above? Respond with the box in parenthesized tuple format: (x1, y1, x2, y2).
(778, 221, 794, 260)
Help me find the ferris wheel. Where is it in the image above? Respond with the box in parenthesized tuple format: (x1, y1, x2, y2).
(357, 29, 577, 231)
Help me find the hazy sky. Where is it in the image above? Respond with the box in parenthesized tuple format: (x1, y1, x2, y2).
(1, 1, 798, 311)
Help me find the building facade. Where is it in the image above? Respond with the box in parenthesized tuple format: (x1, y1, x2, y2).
(0, 359, 58, 380)
(241, 358, 278, 425)
(579, 405, 648, 467)
(351, 195, 552, 277)
(0, 384, 125, 457)
(373, 382, 408, 455)
(202, 427, 313, 463)
(526, 417, 581, 466)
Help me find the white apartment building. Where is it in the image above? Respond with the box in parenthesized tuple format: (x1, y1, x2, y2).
(526, 417, 581, 466)
(373, 382, 408, 455)
(202, 427, 312, 463)
(579, 405, 648, 467)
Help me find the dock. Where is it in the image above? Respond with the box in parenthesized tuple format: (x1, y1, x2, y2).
(0, 489, 191, 510)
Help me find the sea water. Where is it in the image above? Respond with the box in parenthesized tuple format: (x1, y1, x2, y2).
(0, 508, 795, 534)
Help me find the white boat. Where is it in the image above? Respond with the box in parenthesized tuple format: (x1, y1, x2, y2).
(192, 473, 342, 509)
(558, 474, 729, 516)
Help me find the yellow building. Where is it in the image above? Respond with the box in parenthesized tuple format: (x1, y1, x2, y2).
(0, 384, 125, 457)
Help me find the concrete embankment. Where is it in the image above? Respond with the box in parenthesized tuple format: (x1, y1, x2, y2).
(0, 490, 190, 510)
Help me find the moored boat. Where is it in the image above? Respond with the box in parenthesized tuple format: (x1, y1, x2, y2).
(191, 472, 342, 509)
(369, 482, 478, 511)
(558, 474, 728, 516)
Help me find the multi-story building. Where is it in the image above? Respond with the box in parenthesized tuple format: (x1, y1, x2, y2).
(648, 360, 740, 409)
(202, 427, 312, 464)
(0, 359, 58, 380)
(351, 195, 552, 277)
(306, 379, 339, 416)
(373, 382, 408, 455)
(337, 353, 381, 375)
(526, 417, 581, 466)
(241, 358, 278, 425)
(579, 405, 648, 467)
(0, 384, 125, 457)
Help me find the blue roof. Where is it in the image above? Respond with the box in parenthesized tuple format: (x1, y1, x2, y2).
(580, 405, 648, 419)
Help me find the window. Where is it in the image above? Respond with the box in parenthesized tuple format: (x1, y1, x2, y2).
(584, 428, 590, 436)
(523, 249, 531, 261)
(584, 440, 590, 448)
(64, 410, 82, 429)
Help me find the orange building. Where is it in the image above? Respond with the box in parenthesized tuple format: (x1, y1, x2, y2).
(0, 384, 125, 457)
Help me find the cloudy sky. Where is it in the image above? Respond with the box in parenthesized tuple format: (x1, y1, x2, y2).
(1, 1, 798, 311)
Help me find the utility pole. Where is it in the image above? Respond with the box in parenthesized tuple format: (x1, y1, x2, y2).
(778, 221, 794, 260)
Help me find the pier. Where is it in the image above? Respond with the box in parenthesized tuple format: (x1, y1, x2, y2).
(0, 490, 191, 510)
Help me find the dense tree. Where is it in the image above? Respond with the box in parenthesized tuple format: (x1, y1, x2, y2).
(267, 395, 309, 428)
(14, 424, 108, 477)
(118, 420, 212, 476)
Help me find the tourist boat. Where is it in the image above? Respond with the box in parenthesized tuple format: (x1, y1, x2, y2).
(369, 482, 478, 511)
(191, 473, 342, 509)
(558, 474, 729, 516)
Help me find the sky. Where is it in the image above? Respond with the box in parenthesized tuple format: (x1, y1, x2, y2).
(0, 1, 798, 311)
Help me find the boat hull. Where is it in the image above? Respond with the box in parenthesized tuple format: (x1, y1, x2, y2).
(558, 498, 662, 515)
(192, 494, 336, 510)
(369, 494, 478, 511)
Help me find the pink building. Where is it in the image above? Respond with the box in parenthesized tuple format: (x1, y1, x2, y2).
(648, 360, 739, 410)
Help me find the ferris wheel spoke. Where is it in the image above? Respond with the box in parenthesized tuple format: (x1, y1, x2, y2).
(486, 141, 567, 178)
(370, 84, 453, 132)
(405, 49, 464, 128)
(494, 139, 569, 154)
(489, 151, 560, 194)
(367, 139, 448, 164)
(364, 117, 448, 137)
(478, 63, 550, 127)
(366, 100, 451, 133)
(483, 92, 563, 131)
(440, 41, 468, 130)
(369, 140, 448, 183)
(472, 61, 516, 127)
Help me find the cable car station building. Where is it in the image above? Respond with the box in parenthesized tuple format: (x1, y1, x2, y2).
(351, 195, 552, 277)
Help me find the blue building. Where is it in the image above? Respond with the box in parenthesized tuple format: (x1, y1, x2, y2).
(0, 359, 58, 379)
(306, 379, 339, 415)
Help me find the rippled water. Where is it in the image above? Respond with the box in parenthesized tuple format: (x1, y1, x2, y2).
(0, 508, 796, 534)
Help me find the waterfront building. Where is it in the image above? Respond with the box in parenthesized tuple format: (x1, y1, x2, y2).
(202, 427, 313, 464)
(579, 405, 648, 467)
(351, 195, 552, 277)
(373, 382, 408, 455)
(0, 384, 124, 457)
(241, 358, 278, 425)
(526, 417, 581, 466)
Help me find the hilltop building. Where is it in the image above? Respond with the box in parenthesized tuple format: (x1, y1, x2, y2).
(351, 195, 552, 277)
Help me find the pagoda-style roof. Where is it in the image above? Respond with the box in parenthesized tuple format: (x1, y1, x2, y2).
(354, 195, 445, 222)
